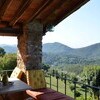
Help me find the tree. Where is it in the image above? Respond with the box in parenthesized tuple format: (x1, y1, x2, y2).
(42, 63, 50, 72)
(1, 53, 17, 70)
(0, 47, 6, 57)
(91, 69, 100, 100)
(81, 66, 100, 99)
(0, 53, 17, 76)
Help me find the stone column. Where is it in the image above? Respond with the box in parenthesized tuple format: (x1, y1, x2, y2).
(17, 20, 43, 71)
(17, 21, 46, 89)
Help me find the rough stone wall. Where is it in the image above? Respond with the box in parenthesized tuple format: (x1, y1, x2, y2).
(17, 21, 43, 71)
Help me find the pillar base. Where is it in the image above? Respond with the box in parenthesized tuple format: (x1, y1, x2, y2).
(26, 69, 46, 90)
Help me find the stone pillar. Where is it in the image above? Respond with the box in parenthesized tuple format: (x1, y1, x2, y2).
(8, 22, 44, 100)
(17, 20, 43, 71)
(17, 20, 46, 89)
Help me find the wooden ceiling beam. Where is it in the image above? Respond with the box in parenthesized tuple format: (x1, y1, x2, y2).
(0, 0, 13, 20)
(9, 0, 33, 26)
(44, 0, 89, 26)
(54, 0, 90, 26)
(38, 0, 65, 24)
(43, 0, 71, 25)
(0, 0, 90, 31)
(0, 27, 22, 34)
(0, 0, 6, 8)
(26, 0, 52, 23)
(0, 21, 10, 28)
(0, 21, 22, 29)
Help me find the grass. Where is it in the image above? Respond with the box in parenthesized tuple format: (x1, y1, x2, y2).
(45, 76, 74, 98)
(45, 76, 94, 100)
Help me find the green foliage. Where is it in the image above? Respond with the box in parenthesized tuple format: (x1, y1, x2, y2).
(46, 75, 74, 98)
(75, 91, 82, 97)
(42, 63, 50, 72)
(46, 24, 54, 32)
(69, 84, 75, 91)
(42, 42, 100, 74)
(81, 66, 100, 83)
(43, 51, 100, 74)
(0, 47, 6, 57)
(70, 73, 78, 82)
(91, 69, 100, 99)
(52, 69, 56, 76)
(0, 53, 17, 70)
(81, 66, 100, 100)
(47, 69, 100, 100)
(76, 96, 93, 100)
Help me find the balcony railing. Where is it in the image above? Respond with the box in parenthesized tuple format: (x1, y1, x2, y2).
(0, 69, 13, 77)
(45, 71, 100, 100)
(1, 69, 100, 100)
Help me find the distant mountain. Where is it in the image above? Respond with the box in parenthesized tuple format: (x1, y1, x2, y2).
(0, 44, 17, 53)
(43, 42, 73, 54)
(1, 42, 100, 66)
(42, 42, 100, 66)
(75, 43, 100, 59)
(43, 42, 100, 59)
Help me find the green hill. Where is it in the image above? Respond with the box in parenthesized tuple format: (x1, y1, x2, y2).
(1, 42, 100, 67)
(43, 42, 100, 58)
(42, 42, 73, 54)
(42, 42, 100, 67)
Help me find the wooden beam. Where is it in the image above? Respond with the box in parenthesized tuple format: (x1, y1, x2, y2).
(38, 0, 65, 24)
(0, 27, 22, 34)
(0, 0, 6, 8)
(26, 0, 52, 23)
(0, 21, 9, 27)
(54, 0, 90, 26)
(9, 0, 33, 26)
(0, 0, 13, 20)
(43, 0, 89, 26)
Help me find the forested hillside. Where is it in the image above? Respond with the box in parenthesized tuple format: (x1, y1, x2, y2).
(43, 42, 100, 59)
(1, 42, 100, 73)
(42, 42, 100, 73)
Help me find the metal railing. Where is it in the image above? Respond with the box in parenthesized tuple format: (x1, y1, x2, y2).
(45, 71, 100, 100)
(0, 69, 13, 78)
(0, 69, 100, 100)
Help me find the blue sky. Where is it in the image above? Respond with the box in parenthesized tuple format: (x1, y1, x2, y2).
(43, 0, 100, 48)
(0, 0, 100, 48)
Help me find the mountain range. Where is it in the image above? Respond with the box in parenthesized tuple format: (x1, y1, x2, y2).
(1, 42, 100, 66)
(42, 42, 100, 59)
(0, 44, 17, 53)
(42, 42, 100, 66)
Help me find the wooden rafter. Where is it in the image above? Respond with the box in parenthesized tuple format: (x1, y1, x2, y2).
(0, 0, 6, 8)
(43, 0, 71, 25)
(26, 0, 52, 23)
(0, 0, 13, 20)
(0, 27, 22, 34)
(39, 0, 65, 24)
(54, 0, 90, 26)
(9, 0, 33, 26)
(42, 0, 65, 24)
(0, 21, 9, 27)
(0, 0, 89, 35)
(43, 0, 89, 26)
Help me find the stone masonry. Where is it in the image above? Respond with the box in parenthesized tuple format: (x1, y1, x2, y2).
(17, 20, 43, 71)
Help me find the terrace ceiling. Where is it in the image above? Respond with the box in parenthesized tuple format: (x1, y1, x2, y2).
(0, 0, 89, 36)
